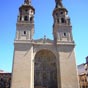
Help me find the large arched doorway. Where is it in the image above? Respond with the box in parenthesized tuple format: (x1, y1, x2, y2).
(34, 50, 58, 88)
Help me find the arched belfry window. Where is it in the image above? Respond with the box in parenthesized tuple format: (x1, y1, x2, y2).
(20, 16, 22, 21)
(24, 16, 29, 21)
(30, 17, 33, 22)
(24, 31, 26, 35)
(57, 19, 59, 23)
(61, 18, 65, 23)
(34, 50, 58, 88)
(64, 33, 66, 37)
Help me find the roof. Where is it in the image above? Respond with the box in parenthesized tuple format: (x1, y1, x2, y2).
(77, 63, 86, 75)
(0, 70, 11, 73)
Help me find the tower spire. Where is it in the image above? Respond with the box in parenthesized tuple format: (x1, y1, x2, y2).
(55, 0, 63, 8)
(24, 0, 31, 5)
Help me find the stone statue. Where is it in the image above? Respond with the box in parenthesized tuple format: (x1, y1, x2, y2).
(55, 0, 63, 8)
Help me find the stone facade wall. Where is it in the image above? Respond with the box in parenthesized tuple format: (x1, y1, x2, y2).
(11, 43, 33, 88)
(11, 42, 79, 88)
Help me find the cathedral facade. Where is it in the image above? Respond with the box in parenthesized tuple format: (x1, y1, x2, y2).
(11, 0, 79, 88)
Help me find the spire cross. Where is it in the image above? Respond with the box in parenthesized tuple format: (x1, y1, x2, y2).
(24, 0, 31, 4)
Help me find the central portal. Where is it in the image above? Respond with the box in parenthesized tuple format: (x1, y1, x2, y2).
(34, 50, 58, 88)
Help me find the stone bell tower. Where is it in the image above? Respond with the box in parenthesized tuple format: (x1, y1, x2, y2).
(11, 0, 79, 88)
(16, 0, 35, 41)
(11, 0, 35, 88)
(53, 0, 73, 43)
(52, 0, 79, 88)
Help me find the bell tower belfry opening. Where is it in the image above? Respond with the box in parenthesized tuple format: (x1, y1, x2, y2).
(11, 0, 79, 88)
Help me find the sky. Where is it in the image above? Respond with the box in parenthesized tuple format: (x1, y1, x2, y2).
(0, 0, 88, 72)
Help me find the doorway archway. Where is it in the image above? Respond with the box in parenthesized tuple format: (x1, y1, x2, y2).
(34, 49, 58, 88)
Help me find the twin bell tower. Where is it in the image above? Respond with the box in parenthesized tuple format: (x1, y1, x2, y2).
(11, 0, 79, 88)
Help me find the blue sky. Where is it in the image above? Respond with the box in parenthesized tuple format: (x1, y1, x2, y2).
(0, 0, 88, 72)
